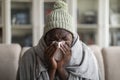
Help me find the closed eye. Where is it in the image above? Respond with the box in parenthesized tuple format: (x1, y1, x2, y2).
(62, 36, 69, 41)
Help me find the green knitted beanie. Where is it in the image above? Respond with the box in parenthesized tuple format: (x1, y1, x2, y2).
(44, 0, 75, 35)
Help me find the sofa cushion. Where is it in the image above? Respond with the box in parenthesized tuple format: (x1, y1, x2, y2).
(102, 47, 120, 80)
(0, 44, 21, 80)
(89, 45, 105, 80)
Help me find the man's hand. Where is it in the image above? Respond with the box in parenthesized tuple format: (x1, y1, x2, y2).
(57, 43, 71, 69)
(44, 44, 57, 80)
(57, 43, 71, 80)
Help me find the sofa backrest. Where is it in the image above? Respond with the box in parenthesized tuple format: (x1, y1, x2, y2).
(0, 44, 21, 80)
(102, 47, 120, 80)
(2, 44, 119, 80)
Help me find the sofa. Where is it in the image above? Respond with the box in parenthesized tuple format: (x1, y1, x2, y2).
(0, 44, 120, 80)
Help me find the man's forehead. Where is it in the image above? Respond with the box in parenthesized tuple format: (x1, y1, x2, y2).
(47, 28, 70, 35)
(48, 31, 70, 38)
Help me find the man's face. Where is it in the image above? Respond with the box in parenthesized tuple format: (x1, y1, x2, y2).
(44, 28, 73, 47)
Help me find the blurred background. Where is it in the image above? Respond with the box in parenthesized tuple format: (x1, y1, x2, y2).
(0, 0, 120, 47)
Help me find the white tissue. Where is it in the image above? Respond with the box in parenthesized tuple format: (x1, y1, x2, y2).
(53, 41, 65, 61)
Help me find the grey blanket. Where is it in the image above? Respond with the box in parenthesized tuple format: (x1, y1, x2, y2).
(18, 34, 101, 80)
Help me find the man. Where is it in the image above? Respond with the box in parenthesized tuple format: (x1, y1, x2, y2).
(18, 0, 100, 80)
